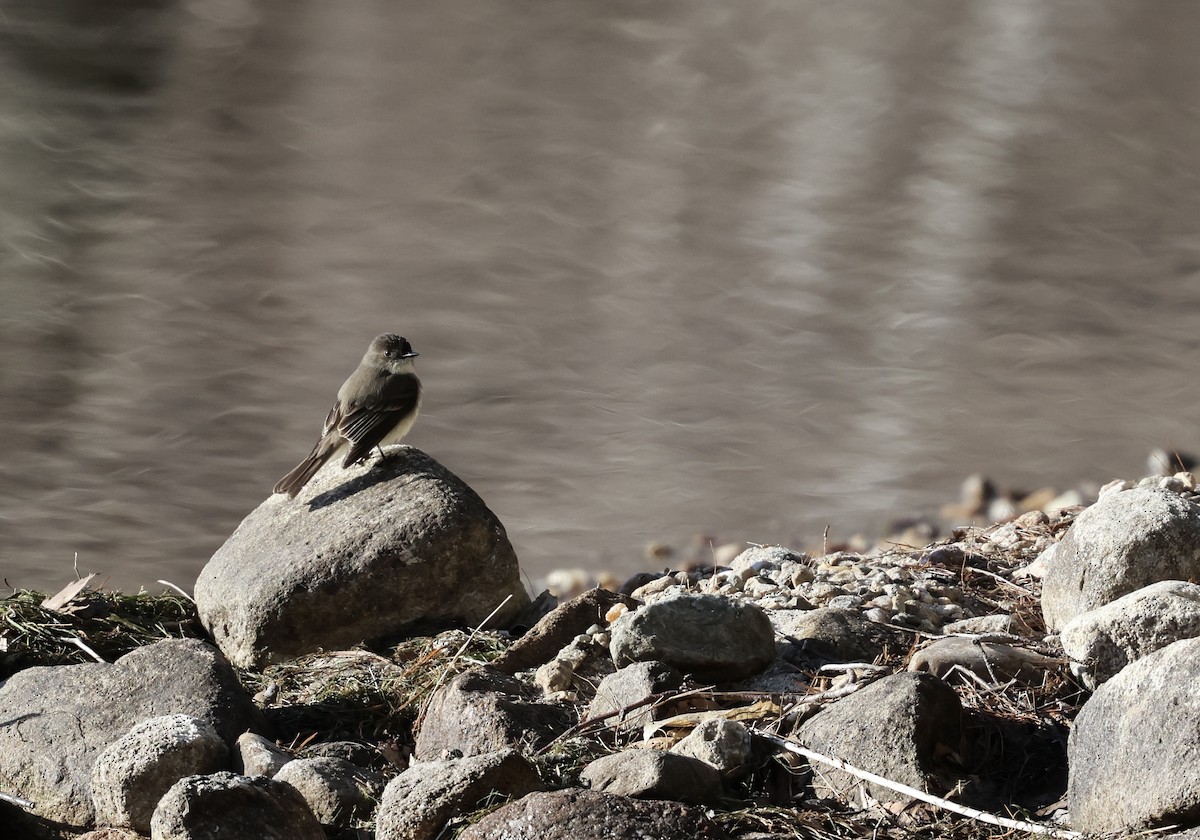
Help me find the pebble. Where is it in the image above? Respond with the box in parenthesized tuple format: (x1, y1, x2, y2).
(789, 566, 816, 586)
(579, 469, 1200, 643)
(622, 515, 1061, 638)
(826, 595, 862, 610)
(743, 577, 780, 598)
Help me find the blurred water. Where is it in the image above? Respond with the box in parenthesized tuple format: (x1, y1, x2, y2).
(3, 1, 1200, 593)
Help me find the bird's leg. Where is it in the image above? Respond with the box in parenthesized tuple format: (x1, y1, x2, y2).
(376, 445, 387, 462)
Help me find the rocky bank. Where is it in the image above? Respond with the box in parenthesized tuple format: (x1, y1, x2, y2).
(3, 446, 1200, 839)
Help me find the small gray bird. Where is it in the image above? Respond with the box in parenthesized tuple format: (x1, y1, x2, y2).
(273, 333, 422, 497)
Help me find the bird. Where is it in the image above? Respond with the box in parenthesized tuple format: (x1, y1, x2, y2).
(273, 333, 422, 497)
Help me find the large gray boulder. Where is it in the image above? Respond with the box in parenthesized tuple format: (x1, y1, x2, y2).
(149, 772, 324, 840)
(375, 749, 542, 840)
(0, 639, 260, 830)
(1069, 637, 1200, 833)
(91, 715, 228, 833)
(456, 788, 728, 840)
(610, 593, 776, 681)
(1041, 486, 1200, 630)
(195, 446, 530, 668)
(797, 671, 962, 804)
(1061, 580, 1200, 688)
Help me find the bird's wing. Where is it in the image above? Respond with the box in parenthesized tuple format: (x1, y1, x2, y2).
(322, 400, 343, 436)
(337, 374, 421, 465)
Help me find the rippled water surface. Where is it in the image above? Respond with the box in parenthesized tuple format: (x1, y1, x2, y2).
(4, 1, 1200, 592)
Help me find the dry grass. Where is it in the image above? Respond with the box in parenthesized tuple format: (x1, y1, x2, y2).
(0, 587, 202, 678)
(244, 629, 512, 748)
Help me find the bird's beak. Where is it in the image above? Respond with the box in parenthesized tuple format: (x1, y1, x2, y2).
(402, 351, 419, 359)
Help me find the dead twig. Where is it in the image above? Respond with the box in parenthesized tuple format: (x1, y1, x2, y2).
(538, 685, 717, 754)
(61, 635, 105, 664)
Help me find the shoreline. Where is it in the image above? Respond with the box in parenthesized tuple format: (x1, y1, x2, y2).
(2, 464, 1195, 838)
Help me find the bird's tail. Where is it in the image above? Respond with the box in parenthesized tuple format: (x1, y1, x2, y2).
(273, 444, 338, 498)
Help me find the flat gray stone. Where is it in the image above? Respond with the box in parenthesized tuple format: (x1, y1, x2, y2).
(579, 749, 723, 805)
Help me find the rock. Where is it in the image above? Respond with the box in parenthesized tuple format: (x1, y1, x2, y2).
(78, 830, 144, 840)
(375, 749, 542, 840)
(1068, 637, 1200, 833)
(91, 715, 228, 833)
(532, 631, 610, 697)
(414, 667, 574, 760)
(1041, 486, 1200, 630)
(149, 771, 324, 839)
(493, 588, 635, 674)
(670, 718, 752, 774)
(456, 788, 728, 840)
(0, 639, 260, 830)
(300, 740, 387, 772)
(609, 593, 776, 681)
(770, 607, 896, 665)
(630, 576, 687, 600)
(195, 446, 530, 668)
(943, 614, 1036, 637)
(579, 749, 723, 805)
(534, 657, 577, 695)
(273, 757, 382, 827)
(907, 637, 1063, 685)
(729, 545, 807, 576)
(797, 671, 962, 804)
(585, 661, 684, 732)
(618, 572, 667, 596)
(1060, 580, 1200, 689)
(234, 733, 291, 778)
(511, 588, 558, 630)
